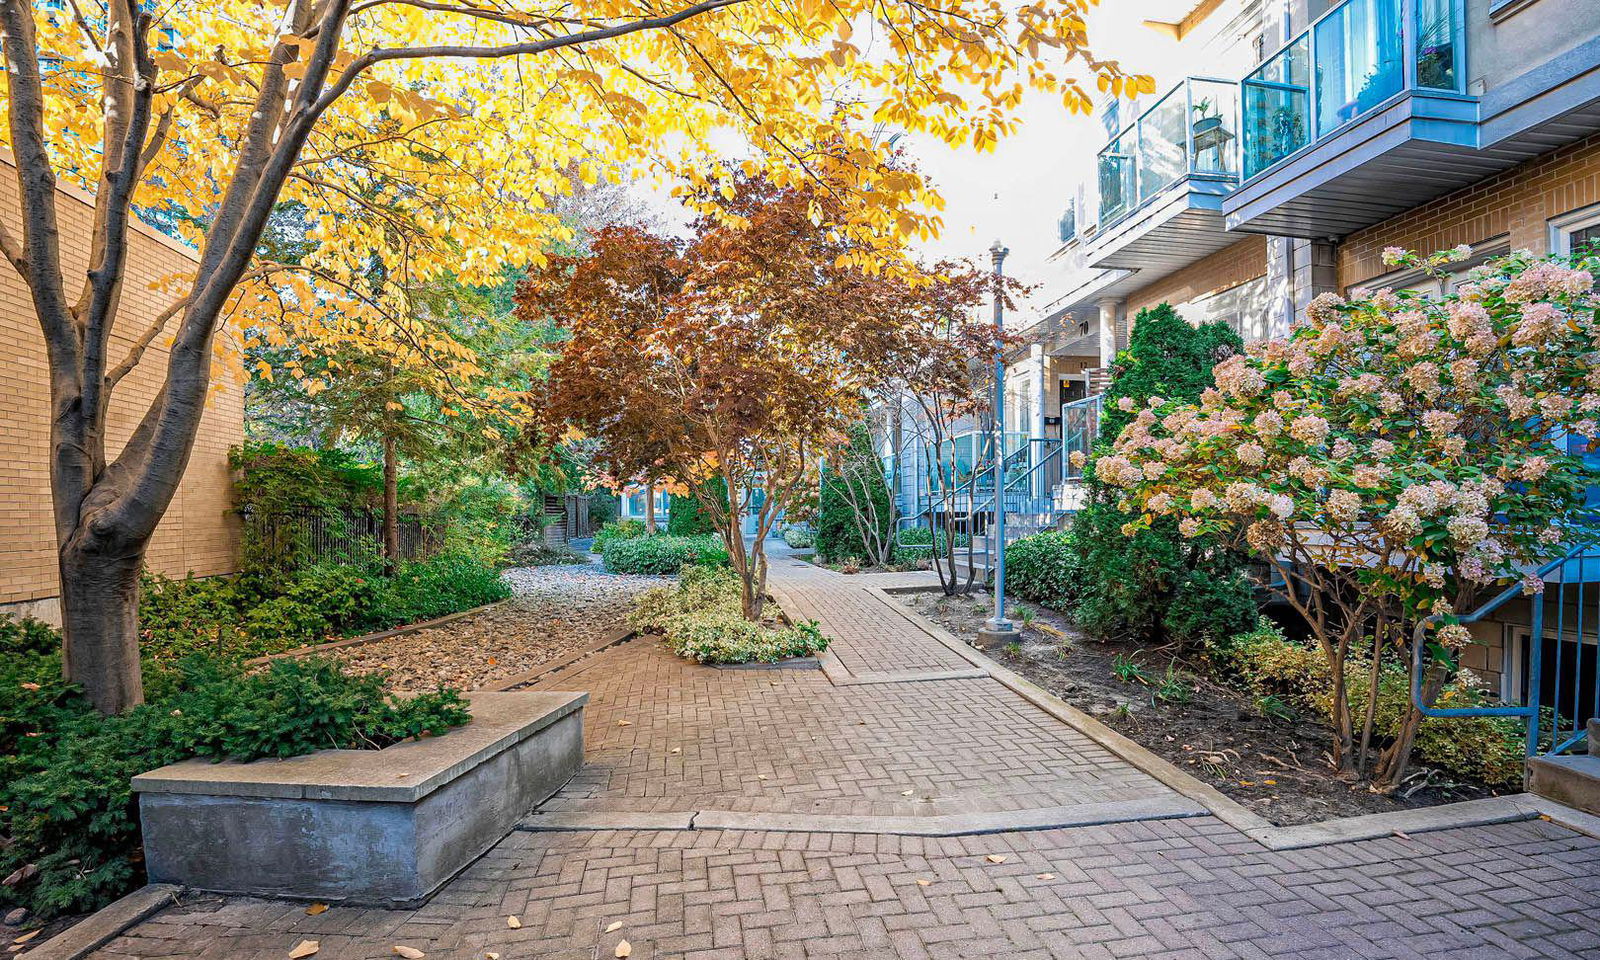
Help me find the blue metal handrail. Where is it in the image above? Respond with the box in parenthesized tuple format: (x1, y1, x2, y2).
(1411, 541, 1599, 756)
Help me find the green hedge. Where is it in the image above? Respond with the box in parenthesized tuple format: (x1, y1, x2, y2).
(667, 478, 725, 536)
(602, 534, 730, 575)
(629, 566, 827, 664)
(890, 525, 970, 563)
(816, 424, 892, 562)
(593, 519, 645, 551)
(1002, 530, 1083, 609)
(0, 624, 469, 920)
(140, 549, 511, 662)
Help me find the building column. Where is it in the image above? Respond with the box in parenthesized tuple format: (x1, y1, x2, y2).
(1266, 237, 1338, 337)
(1095, 297, 1123, 368)
(1029, 345, 1047, 440)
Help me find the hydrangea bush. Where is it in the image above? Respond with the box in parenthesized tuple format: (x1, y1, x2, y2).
(1099, 249, 1600, 790)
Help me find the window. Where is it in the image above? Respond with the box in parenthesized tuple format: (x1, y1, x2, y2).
(1352, 238, 1511, 298)
(1550, 203, 1600, 255)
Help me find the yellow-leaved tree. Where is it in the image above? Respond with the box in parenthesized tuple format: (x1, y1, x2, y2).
(0, 0, 1145, 712)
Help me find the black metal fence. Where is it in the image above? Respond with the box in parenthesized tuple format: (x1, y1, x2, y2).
(242, 507, 435, 567)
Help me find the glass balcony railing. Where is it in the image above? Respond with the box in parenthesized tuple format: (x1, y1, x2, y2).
(1095, 77, 1240, 226)
(1241, 0, 1464, 179)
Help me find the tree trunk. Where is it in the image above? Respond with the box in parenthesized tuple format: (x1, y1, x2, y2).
(1325, 642, 1356, 776)
(382, 433, 399, 575)
(1355, 617, 1386, 773)
(644, 482, 656, 533)
(59, 542, 145, 713)
(743, 533, 767, 621)
(1372, 662, 1447, 793)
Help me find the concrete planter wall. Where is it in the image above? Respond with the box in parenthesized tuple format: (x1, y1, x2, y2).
(132, 691, 585, 906)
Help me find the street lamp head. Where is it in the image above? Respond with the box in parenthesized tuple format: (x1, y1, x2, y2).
(989, 239, 1009, 265)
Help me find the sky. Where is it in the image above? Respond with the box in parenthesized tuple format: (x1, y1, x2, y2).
(898, 4, 1191, 321)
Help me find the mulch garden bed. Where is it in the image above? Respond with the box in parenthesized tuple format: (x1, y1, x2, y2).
(898, 590, 1505, 827)
(329, 563, 667, 692)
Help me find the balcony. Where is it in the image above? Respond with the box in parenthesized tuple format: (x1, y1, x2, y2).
(1080, 77, 1242, 274)
(1224, 0, 1498, 237)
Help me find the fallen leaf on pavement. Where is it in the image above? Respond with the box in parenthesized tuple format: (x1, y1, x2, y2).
(985, 855, 1006, 864)
(1036, 873, 1056, 880)
(915, 879, 932, 887)
(900, 790, 914, 796)
(615, 940, 632, 958)
(393, 946, 426, 959)
(506, 916, 521, 929)
(12, 932, 39, 945)
(605, 922, 623, 933)
(617, 720, 632, 727)
(485, 953, 500, 959)
(1393, 830, 1413, 841)
(288, 940, 319, 958)
(305, 904, 328, 916)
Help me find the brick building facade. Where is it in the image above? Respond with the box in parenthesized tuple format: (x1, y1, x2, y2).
(0, 154, 243, 622)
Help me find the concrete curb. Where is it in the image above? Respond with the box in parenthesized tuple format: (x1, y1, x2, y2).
(482, 627, 638, 691)
(23, 885, 179, 960)
(850, 584, 1600, 850)
(245, 599, 510, 667)
(518, 796, 1207, 838)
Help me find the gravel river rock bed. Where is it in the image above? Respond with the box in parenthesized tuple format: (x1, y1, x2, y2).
(331, 562, 668, 692)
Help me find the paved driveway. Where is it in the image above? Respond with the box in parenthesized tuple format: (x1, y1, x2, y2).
(90, 550, 1600, 959)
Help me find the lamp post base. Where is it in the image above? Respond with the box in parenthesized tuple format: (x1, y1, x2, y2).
(976, 618, 1021, 650)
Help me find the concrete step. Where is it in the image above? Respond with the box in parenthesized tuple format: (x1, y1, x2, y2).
(1588, 718, 1600, 755)
(1528, 754, 1600, 816)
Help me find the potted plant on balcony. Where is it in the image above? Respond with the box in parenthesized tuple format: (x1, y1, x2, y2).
(1191, 98, 1223, 139)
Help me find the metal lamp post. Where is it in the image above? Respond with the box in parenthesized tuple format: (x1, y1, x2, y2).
(978, 239, 1021, 648)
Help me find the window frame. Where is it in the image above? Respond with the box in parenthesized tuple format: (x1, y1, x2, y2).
(1549, 203, 1600, 255)
(1350, 237, 1511, 297)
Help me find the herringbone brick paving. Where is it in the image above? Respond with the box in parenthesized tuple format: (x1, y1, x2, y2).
(88, 552, 1600, 958)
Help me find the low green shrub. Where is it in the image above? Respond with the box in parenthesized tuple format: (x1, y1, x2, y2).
(364, 551, 511, 628)
(781, 525, 815, 549)
(593, 519, 646, 551)
(139, 550, 510, 662)
(891, 525, 971, 563)
(603, 534, 729, 575)
(1162, 567, 1258, 650)
(629, 566, 828, 664)
(1002, 531, 1083, 610)
(0, 643, 469, 921)
(1216, 618, 1526, 788)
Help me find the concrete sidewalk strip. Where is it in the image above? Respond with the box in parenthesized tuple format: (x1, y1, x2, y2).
(25, 885, 179, 960)
(516, 796, 1208, 837)
(831, 667, 990, 686)
(518, 810, 697, 831)
(691, 796, 1209, 836)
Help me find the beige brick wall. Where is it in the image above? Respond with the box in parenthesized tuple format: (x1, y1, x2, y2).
(0, 156, 242, 610)
(1122, 235, 1270, 344)
(1127, 235, 1270, 316)
(1340, 131, 1600, 288)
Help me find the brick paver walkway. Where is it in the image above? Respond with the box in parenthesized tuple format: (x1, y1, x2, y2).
(89, 548, 1600, 959)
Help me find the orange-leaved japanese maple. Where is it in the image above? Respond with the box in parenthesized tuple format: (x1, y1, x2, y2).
(522, 177, 1001, 620)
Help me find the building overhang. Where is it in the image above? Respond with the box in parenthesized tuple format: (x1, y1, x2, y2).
(1083, 174, 1239, 272)
(1224, 40, 1600, 240)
